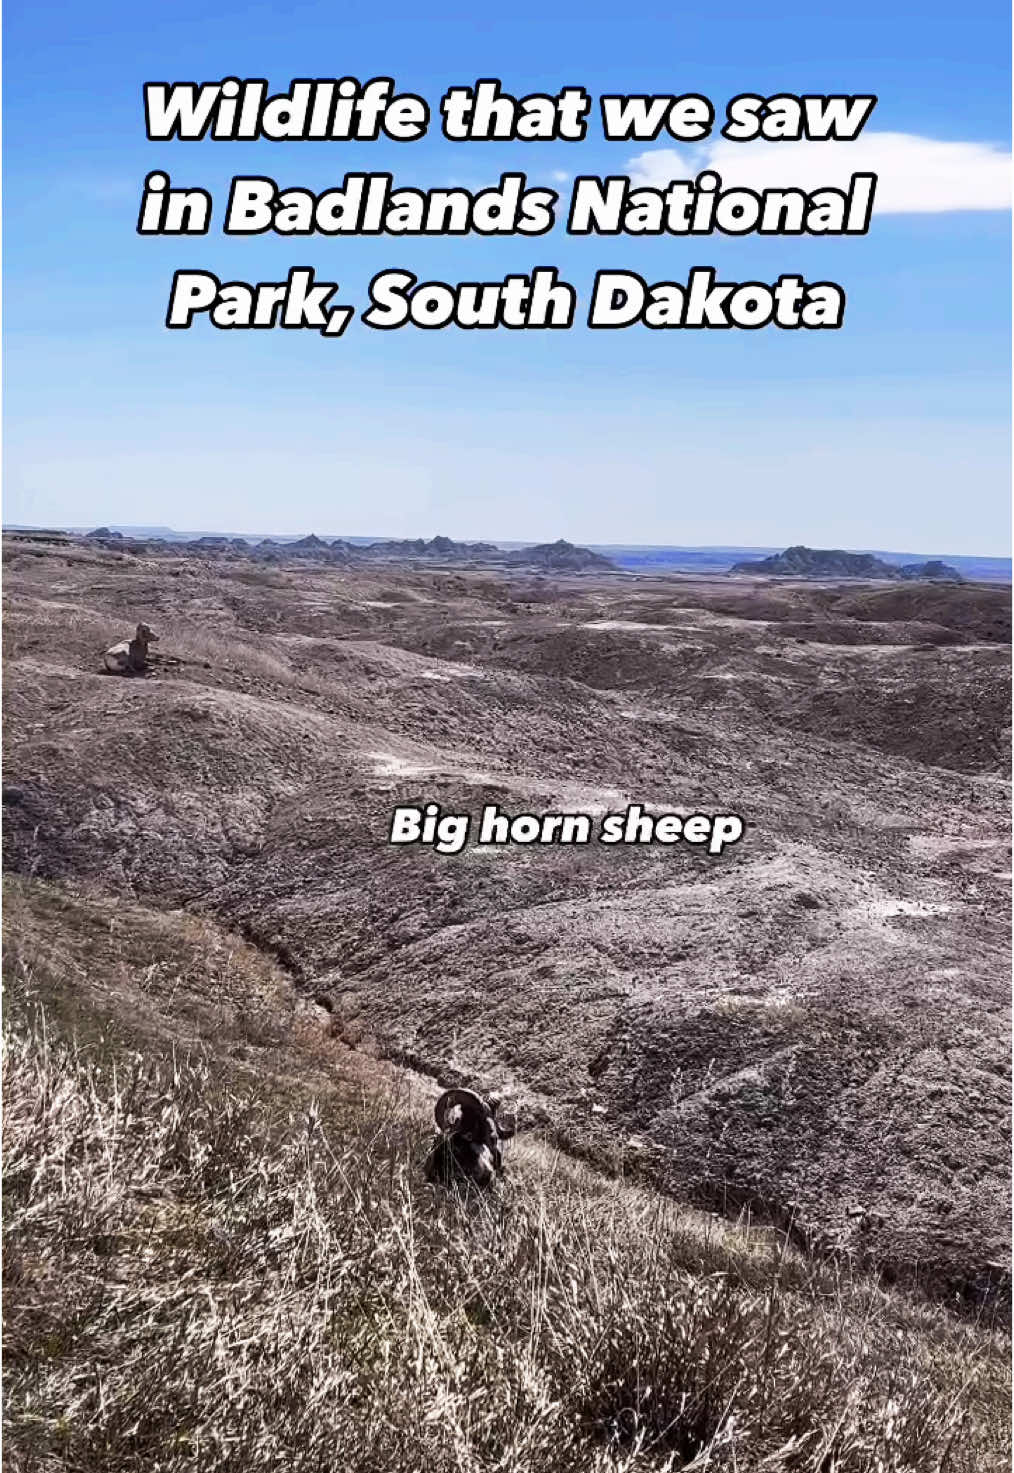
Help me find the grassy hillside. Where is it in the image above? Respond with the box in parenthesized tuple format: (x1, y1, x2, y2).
(3, 877, 1010, 1472)
(3, 547, 1010, 1308)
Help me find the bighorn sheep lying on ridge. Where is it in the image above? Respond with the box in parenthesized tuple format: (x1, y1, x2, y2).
(426, 1088, 517, 1190)
(103, 622, 158, 675)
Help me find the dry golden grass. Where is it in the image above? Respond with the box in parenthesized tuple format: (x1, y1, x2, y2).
(150, 618, 343, 699)
(0, 588, 338, 700)
(3, 879, 1010, 1473)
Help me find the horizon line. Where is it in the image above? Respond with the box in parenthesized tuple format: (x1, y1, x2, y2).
(4, 522, 1011, 564)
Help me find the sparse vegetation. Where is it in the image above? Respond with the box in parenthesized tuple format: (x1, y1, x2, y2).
(3, 544, 1010, 1470)
(4, 976, 1009, 1473)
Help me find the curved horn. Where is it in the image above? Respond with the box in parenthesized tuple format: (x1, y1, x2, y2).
(434, 1088, 489, 1134)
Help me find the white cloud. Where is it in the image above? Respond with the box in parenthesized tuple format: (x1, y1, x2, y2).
(551, 169, 571, 183)
(626, 133, 1011, 212)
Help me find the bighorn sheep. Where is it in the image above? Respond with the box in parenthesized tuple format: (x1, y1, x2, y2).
(426, 1088, 517, 1189)
(103, 622, 159, 675)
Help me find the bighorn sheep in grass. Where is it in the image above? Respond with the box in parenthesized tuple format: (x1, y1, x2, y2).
(104, 622, 159, 675)
(426, 1088, 517, 1190)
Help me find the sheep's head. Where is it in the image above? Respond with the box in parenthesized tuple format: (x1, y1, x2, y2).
(435, 1088, 494, 1147)
(135, 622, 159, 644)
(431, 1088, 516, 1189)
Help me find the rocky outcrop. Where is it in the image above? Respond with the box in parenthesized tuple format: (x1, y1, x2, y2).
(505, 539, 617, 572)
(358, 535, 500, 561)
(897, 560, 964, 582)
(732, 546, 962, 581)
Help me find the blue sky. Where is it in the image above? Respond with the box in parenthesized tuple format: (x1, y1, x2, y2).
(4, 0, 1011, 551)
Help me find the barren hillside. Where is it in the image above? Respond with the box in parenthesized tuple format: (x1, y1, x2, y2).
(4, 537, 1010, 1309)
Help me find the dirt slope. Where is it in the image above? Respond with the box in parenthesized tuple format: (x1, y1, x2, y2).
(3, 541, 1010, 1306)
